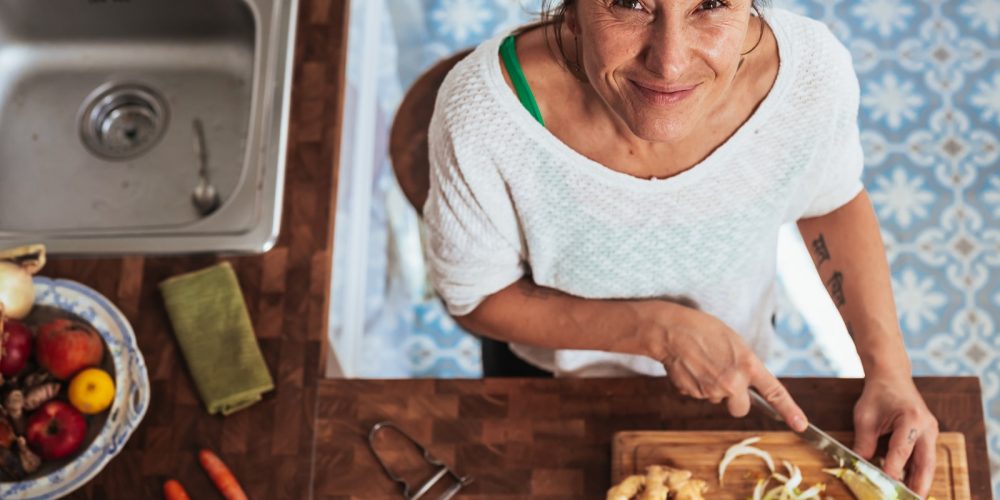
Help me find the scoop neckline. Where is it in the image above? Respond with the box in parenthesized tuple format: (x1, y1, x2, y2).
(484, 8, 795, 192)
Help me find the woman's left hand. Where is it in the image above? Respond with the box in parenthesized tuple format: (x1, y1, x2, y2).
(852, 373, 939, 497)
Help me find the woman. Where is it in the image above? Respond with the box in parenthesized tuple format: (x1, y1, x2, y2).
(423, 0, 938, 494)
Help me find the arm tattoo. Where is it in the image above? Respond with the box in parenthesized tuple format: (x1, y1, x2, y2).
(826, 272, 846, 307)
(811, 233, 831, 267)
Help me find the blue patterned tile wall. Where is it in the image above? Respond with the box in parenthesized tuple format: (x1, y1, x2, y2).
(365, 0, 1000, 492)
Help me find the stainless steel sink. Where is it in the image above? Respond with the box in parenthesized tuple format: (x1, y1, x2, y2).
(0, 0, 298, 254)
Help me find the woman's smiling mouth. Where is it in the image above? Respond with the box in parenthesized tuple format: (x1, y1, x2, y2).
(629, 80, 700, 105)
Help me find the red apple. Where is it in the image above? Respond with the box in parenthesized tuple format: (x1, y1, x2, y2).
(1, 319, 33, 377)
(25, 401, 87, 460)
(36, 318, 103, 380)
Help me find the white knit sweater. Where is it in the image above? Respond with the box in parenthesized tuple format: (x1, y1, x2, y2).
(423, 8, 864, 377)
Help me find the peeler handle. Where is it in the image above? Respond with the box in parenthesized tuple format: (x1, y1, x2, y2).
(368, 421, 473, 500)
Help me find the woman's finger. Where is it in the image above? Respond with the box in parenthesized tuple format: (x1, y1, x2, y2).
(883, 418, 921, 480)
(717, 366, 750, 417)
(668, 361, 704, 399)
(726, 390, 751, 418)
(851, 407, 879, 460)
(748, 363, 807, 432)
(906, 429, 938, 497)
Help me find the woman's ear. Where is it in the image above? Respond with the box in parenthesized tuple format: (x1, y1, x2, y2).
(563, 4, 580, 35)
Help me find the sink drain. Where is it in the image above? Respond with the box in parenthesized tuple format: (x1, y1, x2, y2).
(79, 83, 169, 160)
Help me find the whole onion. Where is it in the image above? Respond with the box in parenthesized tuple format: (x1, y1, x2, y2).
(0, 261, 34, 320)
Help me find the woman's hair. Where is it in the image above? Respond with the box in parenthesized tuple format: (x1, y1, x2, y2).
(536, 0, 772, 72)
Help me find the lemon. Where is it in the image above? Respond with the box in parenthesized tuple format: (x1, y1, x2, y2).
(68, 368, 115, 415)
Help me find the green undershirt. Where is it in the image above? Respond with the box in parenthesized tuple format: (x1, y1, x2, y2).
(499, 35, 545, 127)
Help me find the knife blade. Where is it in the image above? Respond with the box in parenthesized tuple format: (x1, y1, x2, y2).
(749, 389, 923, 500)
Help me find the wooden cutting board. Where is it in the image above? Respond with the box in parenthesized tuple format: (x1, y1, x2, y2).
(612, 431, 969, 499)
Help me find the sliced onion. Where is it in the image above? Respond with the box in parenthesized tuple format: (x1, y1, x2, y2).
(793, 483, 826, 499)
(822, 468, 844, 478)
(719, 436, 774, 486)
(752, 478, 770, 500)
(718, 437, 776, 485)
(762, 484, 785, 500)
(782, 461, 803, 491)
(718, 437, 827, 499)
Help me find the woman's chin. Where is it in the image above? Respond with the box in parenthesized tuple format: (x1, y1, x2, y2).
(624, 116, 697, 144)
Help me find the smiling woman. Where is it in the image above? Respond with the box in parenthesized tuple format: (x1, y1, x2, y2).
(538, 0, 771, 141)
(421, 0, 939, 495)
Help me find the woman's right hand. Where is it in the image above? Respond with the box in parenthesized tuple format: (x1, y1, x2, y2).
(643, 301, 809, 432)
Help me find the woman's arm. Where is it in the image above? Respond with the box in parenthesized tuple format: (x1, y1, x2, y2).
(797, 190, 938, 496)
(457, 278, 808, 431)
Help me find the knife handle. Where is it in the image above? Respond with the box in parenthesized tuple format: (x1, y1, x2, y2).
(749, 389, 784, 422)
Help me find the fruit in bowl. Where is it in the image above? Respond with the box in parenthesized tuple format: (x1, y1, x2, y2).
(68, 368, 115, 415)
(0, 244, 149, 498)
(25, 401, 87, 461)
(0, 306, 114, 481)
(1, 319, 34, 378)
(36, 318, 104, 380)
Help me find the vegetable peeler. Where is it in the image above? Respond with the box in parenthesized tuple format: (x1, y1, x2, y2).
(368, 421, 473, 500)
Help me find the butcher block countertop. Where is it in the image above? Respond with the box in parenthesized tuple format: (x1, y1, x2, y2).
(27, 0, 992, 498)
(314, 377, 991, 499)
(43, 0, 350, 497)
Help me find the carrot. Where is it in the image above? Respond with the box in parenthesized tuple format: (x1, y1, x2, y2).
(163, 479, 190, 500)
(198, 449, 249, 500)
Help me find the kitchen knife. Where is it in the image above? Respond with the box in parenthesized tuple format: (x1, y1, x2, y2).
(749, 389, 923, 500)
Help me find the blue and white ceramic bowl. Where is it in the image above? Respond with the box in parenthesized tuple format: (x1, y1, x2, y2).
(0, 277, 150, 499)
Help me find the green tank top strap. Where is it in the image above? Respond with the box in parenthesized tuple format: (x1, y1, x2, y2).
(499, 35, 545, 127)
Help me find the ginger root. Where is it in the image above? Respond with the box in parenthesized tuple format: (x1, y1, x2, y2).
(23, 383, 60, 411)
(607, 466, 707, 500)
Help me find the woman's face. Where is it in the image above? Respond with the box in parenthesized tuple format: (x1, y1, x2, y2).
(567, 0, 756, 143)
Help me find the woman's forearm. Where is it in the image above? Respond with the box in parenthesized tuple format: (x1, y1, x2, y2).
(455, 278, 671, 360)
(797, 190, 911, 379)
(460, 276, 810, 429)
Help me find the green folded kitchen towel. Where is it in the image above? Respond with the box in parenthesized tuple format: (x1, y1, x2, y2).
(159, 262, 274, 416)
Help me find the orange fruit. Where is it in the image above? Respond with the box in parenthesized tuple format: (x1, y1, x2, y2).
(68, 368, 115, 414)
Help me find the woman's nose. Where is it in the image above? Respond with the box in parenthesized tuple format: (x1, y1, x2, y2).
(643, 20, 692, 81)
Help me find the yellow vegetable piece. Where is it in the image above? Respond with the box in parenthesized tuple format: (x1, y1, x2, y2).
(823, 467, 896, 500)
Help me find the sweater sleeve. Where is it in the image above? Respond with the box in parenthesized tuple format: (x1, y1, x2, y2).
(422, 101, 526, 317)
(799, 41, 866, 219)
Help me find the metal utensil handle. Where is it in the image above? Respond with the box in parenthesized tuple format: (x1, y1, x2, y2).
(748, 389, 784, 422)
(368, 421, 473, 500)
(192, 118, 210, 180)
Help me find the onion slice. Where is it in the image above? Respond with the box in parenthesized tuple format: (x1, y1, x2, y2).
(718, 436, 775, 486)
(769, 462, 824, 500)
(752, 478, 770, 500)
(782, 460, 802, 491)
(718, 436, 826, 499)
(794, 483, 826, 499)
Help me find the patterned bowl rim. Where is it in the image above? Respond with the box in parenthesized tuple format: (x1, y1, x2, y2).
(0, 277, 150, 499)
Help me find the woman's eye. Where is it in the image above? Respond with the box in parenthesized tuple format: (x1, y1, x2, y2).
(611, 0, 645, 11)
(698, 0, 728, 10)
